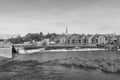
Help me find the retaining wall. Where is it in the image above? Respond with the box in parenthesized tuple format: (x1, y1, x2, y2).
(0, 45, 12, 58)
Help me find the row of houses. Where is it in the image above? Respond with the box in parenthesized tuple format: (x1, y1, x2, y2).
(57, 34, 120, 45)
(23, 33, 120, 46)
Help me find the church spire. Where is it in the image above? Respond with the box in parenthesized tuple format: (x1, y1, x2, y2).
(66, 26, 68, 35)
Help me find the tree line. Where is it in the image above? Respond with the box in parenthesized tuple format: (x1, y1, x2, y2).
(7, 32, 61, 44)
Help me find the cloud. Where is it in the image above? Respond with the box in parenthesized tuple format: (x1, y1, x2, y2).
(0, 0, 120, 35)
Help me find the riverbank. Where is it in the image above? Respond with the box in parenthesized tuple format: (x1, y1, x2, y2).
(13, 50, 120, 73)
(43, 56, 120, 73)
(0, 57, 120, 80)
(2, 55, 120, 73)
(0, 50, 120, 80)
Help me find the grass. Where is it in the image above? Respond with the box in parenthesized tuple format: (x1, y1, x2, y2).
(0, 50, 120, 79)
(2, 56, 120, 73)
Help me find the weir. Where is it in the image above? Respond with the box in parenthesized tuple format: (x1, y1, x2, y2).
(1, 44, 118, 58)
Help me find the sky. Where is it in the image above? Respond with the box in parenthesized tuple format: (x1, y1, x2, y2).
(0, 0, 120, 36)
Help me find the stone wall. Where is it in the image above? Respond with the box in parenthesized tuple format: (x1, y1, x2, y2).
(0, 45, 12, 58)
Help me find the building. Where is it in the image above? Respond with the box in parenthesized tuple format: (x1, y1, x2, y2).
(56, 27, 120, 46)
(106, 34, 118, 45)
(41, 39, 50, 46)
(59, 36, 67, 44)
(24, 41, 31, 45)
(117, 35, 120, 44)
(70, 35, 84, 44)
(81, 35, 92, 44)
(88, 35, 95, 44)
(59, 27, 72, 44)
(66, 35, 73, 44)
(91, 35, 108, 44)
(97, 35, 108, 44)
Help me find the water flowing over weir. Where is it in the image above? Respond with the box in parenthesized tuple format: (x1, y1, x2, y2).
(0, 44, 108, 58)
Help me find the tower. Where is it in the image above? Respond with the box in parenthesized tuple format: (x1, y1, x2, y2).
(66, 26, 68, 35)
(65, 26, 69, 44)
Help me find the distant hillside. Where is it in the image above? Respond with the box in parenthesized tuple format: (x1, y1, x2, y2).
(0, 34, 18, 39)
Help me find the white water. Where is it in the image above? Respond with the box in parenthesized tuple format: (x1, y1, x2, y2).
(47, 48, 107, 52)
(18, 48, 107, 54)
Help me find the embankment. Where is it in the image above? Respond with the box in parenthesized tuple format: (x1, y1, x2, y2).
(1, 56, 120, 73)
(0, 45, 13, 58)
(42, 56, 120, 73)
(13, 50, 120, 73)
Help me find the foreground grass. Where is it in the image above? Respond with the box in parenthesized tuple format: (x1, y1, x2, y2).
(1, 56, 120, 73)
(0, 55, 120, 80)
(0, 60, 69, 80)
(45, 56, 120, 73)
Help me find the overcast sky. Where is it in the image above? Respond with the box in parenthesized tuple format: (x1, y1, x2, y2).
(0, 0, 120, 35)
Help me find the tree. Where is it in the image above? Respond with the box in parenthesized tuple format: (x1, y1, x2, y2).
(23, 32, 45, 42)
(8, 36, 24, 44)
(45, 33, 57, 41)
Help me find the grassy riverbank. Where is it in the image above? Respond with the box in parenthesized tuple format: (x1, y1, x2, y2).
(13, 50, 120, 73)
(1, 56, 120, 73)
(44, 56, 120, 73)
(0, 57, 120, 80)
(0, 50, 120, 80)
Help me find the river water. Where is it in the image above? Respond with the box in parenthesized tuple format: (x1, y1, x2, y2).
(13, 50, 120, 80)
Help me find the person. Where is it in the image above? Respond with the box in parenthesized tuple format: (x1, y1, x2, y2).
(12, 45, 17, 58)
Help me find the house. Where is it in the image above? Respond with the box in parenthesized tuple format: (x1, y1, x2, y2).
(90, 35, 99, 44)
(59, 35, 73, 44)
(117, 35, 120, 45)
(86, 35, 106, 45)
(91, 35, 108, 44)
(59, 35, 78, 45)
(97, 35, 108, 44)
(59, 36, 67, 44)
(66, 35, 73, 44)
(41, 39, 50, 46)
(24, 41, 31, 45)
(106, 34, 118, 45)
(70, 35, 84, 44)
(88, 35, 95, 44)
(81, 35, 92, 44)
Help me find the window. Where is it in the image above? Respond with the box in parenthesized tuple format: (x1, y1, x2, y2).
(79, 40, 81, 43)
(96, 39, 98, 43)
